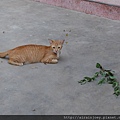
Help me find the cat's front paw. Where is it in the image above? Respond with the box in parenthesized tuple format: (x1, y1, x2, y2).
(52, 59, 58, 63)
(43, 58, 58, 64)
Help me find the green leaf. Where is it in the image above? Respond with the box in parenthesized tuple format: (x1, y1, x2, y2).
(94, 72, 99, 77)
(109, 76, 116, 80)
(102, 72, 107, 77)
(108, 71, 114, 76)
(98, 78, 105, 85)
(107, 79, 114, 84)
(91, 77, 95, 81)
(78, 80, 86, 85)
(96, 63, 102, 69)
(84, 77, 92, 82)
(114, 86, 120, 91)
(114, 90, 120, 96)
(104, 71, 109, 77)
(112, 82, 119, 88)
(100, 71, 104, 76)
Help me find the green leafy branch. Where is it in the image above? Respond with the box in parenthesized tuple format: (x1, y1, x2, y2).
(78, 63, 120, 96)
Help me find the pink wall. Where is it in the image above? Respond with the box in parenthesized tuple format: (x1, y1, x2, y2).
(34, 0, 120, 20)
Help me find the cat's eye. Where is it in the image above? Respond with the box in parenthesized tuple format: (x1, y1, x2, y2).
(53, 47, 55, 49)
(58, 47, 61, 49)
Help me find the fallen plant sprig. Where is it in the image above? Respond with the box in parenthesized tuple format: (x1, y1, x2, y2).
(78, 63, 120, 96)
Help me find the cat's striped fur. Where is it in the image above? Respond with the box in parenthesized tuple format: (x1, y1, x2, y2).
(0, 40, 65, 66)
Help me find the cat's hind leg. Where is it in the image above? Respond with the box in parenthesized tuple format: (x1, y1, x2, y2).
(8, 59, 23, 66)
(8, 57, 24, 66)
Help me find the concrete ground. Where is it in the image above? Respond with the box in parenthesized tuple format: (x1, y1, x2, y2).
(0, 0, 120, 115)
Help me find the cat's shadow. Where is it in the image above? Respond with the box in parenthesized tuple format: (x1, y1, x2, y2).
(59, 55, 67, 62)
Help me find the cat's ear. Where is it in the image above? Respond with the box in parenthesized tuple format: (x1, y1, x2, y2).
(60, 40, 65, 44)
(48, 39, 54, 44)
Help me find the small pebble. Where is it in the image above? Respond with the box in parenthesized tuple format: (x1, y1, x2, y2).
(32, 109, 36, 111)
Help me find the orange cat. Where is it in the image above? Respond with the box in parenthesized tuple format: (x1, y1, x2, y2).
(0, 39, 65, 66)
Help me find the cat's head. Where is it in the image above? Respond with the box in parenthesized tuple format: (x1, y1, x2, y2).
(49, 39, 65, 54)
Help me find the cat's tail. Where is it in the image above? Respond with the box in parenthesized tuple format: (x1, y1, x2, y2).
(0, 50, 11, 58)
